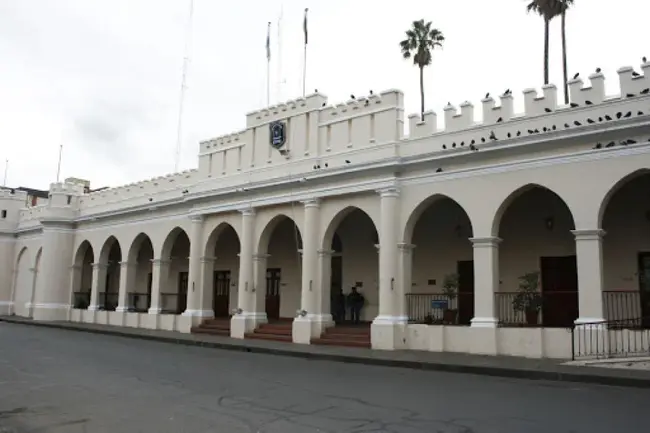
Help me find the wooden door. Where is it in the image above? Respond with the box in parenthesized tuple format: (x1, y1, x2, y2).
(177, 271, 189, 314)
(213, 270, 231, 317)
(266, 268, 281, 320)
(540, 256, 578, 327)
(638, 253, 650, 327)
(330, 256, 343, 314)
(457, 260, 475, 326)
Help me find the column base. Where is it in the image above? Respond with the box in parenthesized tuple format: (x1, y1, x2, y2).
(31, 303, 70, 321)
(470, 317, 499, 328)
(371, 315, 408, 350)
(468, 326, 498, 356)
(181, 309, 215, 318)
(292, 314, 335, 344)
(148, 307, 162, 314)
(115, 306, 129, 313)
(230, 312, 268, 339)
(87, 304, 100, 312)
(575, 317, 606, 326)
(0, 301, 13, 316)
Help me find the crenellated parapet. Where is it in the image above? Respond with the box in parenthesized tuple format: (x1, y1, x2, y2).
(245, 93, 328, 128)
(406, 61, 650, 138)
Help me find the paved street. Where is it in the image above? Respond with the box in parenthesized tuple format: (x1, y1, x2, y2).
(0, 323, 648, 433)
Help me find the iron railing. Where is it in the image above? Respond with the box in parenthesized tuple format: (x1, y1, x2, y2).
(72, 291, 91, 309)
(160, 293, 187, 315)
(127, 292, 151, 313)
(405, 293, 475, 325)
(495, 291, 578, 327)
(98, 292, 119, 311)
(571, 317, 650, 360)
(603, 290, 647, 321)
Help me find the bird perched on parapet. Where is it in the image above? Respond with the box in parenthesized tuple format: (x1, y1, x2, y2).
(552, 125, 556, 130)
(324, 163, 328, 167)
(497, 117, 503, 123)
(585, 100, 593, 105)
(605, 114, 612, 121)
(369, 90, 374, 95)
(442, 144, 447, 149)
(452, 142, 457, 148)
(564, 123, 570, 128)
(469, 144, 477, 151)
(507, 132, 511, 138)
(460, 141, 465, 146)
(470, 139, 476, 145)
(489, 131, 497, 140)
(605, 141, 616, 148)
(641, 88, 649, 94)
(364, 100, 370, 107)
(627, 93, 636, 98)
(587, 118, 595, 124)
(598, 117, 603, 122)
(624, 111, 632, 118)
(314, 88, 318, 92)
(570, 102, 579, 108)
(485, 92, 490, 98)
(447, 102, 451, 106)
(345, 160, 351, 164)
(545, 108, 553, 113)
(350, 94, 355, 99)
(593, 143, 602, 149)
(632, 71, 641, 77)
(639, 111, 644, 116)
(504, 89, 511, 95)
(626, 139, 637, 144)
(616, 112, 623, 119)
(528, 129, 534, 134)
(543, 126, 548, 132)
(644, 56, 648, 63)
(481, 137, 486, 143)
(574, 120, 582, 126)
(322, 102, 326, 107)
(436, 168, 443, 173)
(573, 72, 580, 79)
(313, 165, 317, 169)
(596, 67, 601, 73)
(516, 131, 521, 136)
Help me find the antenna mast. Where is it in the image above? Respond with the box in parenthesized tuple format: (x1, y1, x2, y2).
(174, 0, 195, 173)
(276, 5, 284, 103)
(56, 144, 63, 182)
(2, 159, 7, 187)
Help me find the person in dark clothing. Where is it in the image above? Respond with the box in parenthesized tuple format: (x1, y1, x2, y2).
(347, 287, 365, 324)
(332, 288, 346, 324)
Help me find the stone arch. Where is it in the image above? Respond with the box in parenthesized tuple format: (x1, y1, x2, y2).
(97, 236, 122, 311)
(599, 169, 650, 321)
(598, 168, 650, 228)
(71, 240, 94, 309)
(99, 235, 122, 264)
(321, 206, 378, 251)
(491, 183, 577, 236)
(126, 233, 154, 312)
(74, 240, 94, 266)
(204, 222, 241, 258)
(127, 233, 154, 263)
(160, 227, 190, 260)
(403, 193, 474, 244)
(495, 183, 578, 328)
(257, 214, 302, 254)
(159, 227, 191, 314)
(11, 247, 29, 316)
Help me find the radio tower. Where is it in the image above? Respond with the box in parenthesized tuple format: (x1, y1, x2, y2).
(174, 0, 195, 173)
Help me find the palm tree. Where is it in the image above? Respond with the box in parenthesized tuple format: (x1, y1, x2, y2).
(526, 0, 561, 85)
(400, 20, 445, 121)
(558, 0, 575, 104)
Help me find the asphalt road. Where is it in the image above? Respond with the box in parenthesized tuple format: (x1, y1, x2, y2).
(0, 323, 648, 433)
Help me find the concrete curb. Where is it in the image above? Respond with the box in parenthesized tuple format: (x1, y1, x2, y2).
(3, 317, 650, 389)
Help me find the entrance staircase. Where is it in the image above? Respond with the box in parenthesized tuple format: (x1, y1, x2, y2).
(190, 318, 231, 336)
(244, 320, 293, 343)
(311, 324, 371, 348)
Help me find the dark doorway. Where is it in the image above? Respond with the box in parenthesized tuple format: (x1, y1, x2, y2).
(213, 270, 231, 317)
(330, 256, 343, 310)
(638, 252, 650, 326)
(540, 255, 578, 327)
(457, 260, 475, 325)
(177, 271, 189, 314)
(266, 268, 281, 320)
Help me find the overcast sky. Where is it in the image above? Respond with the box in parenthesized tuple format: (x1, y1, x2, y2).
(1, 0, 647, 190)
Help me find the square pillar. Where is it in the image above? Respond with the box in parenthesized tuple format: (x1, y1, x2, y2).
(148, 259, 170, 314)
(572, 229, 606, 324)
(198, 256, 217, 317)
(116, 261, 136, 313)
(183, 214, 212, 319)
(396, 243, 416, 319)
(469, 237, 501, 356)
(88, 263, 108, 312)
(294, 199, 332, 344)
(372, 187, 407, 350)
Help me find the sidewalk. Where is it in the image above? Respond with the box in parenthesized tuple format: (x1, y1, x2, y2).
(2, 315, 650, 388)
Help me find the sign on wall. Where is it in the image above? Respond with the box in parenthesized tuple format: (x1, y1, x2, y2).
(269, 121, 287, 149)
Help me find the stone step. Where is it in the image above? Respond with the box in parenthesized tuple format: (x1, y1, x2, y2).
(245, 332, 293, 342)
(323, 327, 371, 336)
(320, 332, 370, 341)
(253, 327, 292, 336)
(311, 338, 371, 348)
(199, 322, 231, 330)
(190, 326, 230, 336)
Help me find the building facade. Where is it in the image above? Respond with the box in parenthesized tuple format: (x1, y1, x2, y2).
(2, 63, 650, 359)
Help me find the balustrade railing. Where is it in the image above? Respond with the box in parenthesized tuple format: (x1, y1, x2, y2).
(160, 293, 187, 315)
(405, 292, 475, 325)
(98, 292, 119, 311)
(572, 317, 650, 360)
(127, 292, 151, 313)
(72, 291, 91, 309)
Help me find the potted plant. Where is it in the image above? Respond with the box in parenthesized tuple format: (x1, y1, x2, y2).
(442, 273, 459, 324)
(512, 271, 542, 326)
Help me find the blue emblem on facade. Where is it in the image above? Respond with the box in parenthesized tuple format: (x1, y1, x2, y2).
(270, 121, 286, 149)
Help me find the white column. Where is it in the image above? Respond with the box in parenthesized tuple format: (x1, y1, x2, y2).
(184, 214, 210, 317)
(88, 263, 107, 311)
(231, 208, 260, 338)
(198, 256, 217, 316)
(148, 259, 170, 314)
(374, 188, 402, 322)
(293, 199, 325, 344)
(316, 249, 335, 318)
(572, 229, 606, 324)
(470, 237, 501, 327)
(396, 243, 416, 319)
(116, 261, 136, 312)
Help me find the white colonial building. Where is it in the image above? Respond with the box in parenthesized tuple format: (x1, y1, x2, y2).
(2, 63, 650, 359)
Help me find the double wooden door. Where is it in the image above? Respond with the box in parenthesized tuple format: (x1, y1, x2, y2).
(266, 268, 281, 320)
(540, 256, 578, 327)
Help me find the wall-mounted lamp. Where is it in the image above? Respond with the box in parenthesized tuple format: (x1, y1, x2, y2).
(544, 216, 555, 231)
(232, 307, 243, 315)
(296, 309, 307, 317)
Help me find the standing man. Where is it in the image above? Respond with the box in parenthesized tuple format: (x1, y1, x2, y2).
(347, 287, 365, 325)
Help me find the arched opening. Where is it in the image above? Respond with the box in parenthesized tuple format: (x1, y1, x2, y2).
(127, 233, 154, 313)
(12, 247, 30, 317)
(407, 196, 474, 325)
(72, 241, 94, 309)
(205, 223, 241, 317)
(495, 185, 577, 327)
(160, 228, 190, 314)
(601, 171, 650, 326)
(99, 236, 122, 311)
(258, 215, 302, 320)
(323, 207, 378, 323)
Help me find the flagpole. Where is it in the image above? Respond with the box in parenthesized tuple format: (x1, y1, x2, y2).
(2, 159, 7, 187)
(56, 144, 63, 183)
(276, 5, 284, 103)
(174, 0, 194, 174)
(302, 8, 308, 97)
(266, 21, 271, 106)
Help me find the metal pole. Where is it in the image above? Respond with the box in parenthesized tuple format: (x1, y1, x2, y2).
(56, 144, 63, 182)
(302, 44, 307, 97)
(2, 159, 7, 187)
(174, 0, 194, 174)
